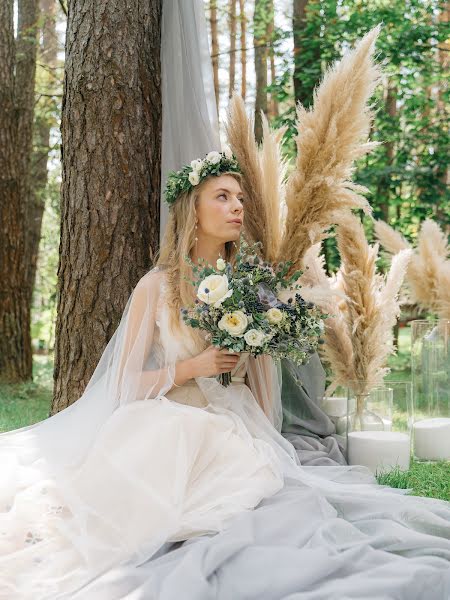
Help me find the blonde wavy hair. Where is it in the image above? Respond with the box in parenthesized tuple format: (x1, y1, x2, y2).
(155, 172, 244, 348)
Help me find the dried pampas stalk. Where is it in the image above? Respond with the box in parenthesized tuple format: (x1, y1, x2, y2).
(287, 242, 355, 396)
(224, 92, 287, 262)
(258, 111, 289, 261)
(278, 24, 384, 276)
(331, 212, 412, 416)
(374, 218, 450, 318)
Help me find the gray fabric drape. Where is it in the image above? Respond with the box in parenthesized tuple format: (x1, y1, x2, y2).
(281, 354, 347, 465)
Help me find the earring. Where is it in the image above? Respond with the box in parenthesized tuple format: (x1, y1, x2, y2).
(195, 219, 198, 251)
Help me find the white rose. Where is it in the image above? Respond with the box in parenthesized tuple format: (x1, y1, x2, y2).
(244, 329, 266, 347)
(223, 144, 233, 159)
(197, 274, 233, 307)
(266, 307, 283, 324)
(190, 158, 203, 172)
(218, 310, 249, 337)
(188, 170, 200, 185)
(216, 257, 226, 271)
(206, 151, 221, 164)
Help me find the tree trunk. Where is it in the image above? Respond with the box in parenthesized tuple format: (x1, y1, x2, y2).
(377, 82, 397, 222)
(228, 0, 237, 99)
(254, 0, 271, 142)
(27, 0, 58, 307)
(53, 0, 162, 413)
(239, 0, 247, 100)
(0, 0, 38, 383)
(267, 0, 278, 119)
(436, 3, 449, 231)
(209, 0, 220, 114)
(293, 0, 314, 108)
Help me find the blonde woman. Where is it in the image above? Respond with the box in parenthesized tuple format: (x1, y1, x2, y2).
(0, 151, 299, 597)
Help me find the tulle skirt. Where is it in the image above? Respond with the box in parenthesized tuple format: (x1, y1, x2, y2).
(0, 386, 285, 599)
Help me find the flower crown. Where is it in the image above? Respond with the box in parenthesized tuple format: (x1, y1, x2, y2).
(163, 146, 242, 207)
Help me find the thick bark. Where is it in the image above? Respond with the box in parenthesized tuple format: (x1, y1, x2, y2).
(52, 0, 162, 413)
(0, 0, 38, 383)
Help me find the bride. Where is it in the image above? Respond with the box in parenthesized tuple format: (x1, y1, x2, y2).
(0, 155, 307, 598)
(2, 150, 450, 600)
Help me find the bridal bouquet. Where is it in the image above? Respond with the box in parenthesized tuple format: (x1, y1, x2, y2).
(181, 239, 328, 386)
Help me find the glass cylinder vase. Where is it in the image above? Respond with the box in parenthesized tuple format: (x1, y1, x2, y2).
(345, 381, 412, 475)
(411, 319, 450, 462)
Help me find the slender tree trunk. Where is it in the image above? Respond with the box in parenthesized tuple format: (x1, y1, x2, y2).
(436, 3, 449, 230)
(239, 0, 247, 100)
(293, 0, 311, 107)
(209, 0, 220, 114)
(0, 0, 39, 383)
(254, 0, 271, 142)
(377, 82, 397, 222)
(267, 0, 278, 118)
(27, 0, 58, 307)
(53, 0, 162, 413)
(228, 0, 237, 98)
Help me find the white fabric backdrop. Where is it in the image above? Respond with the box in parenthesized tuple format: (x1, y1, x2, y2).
(160, 0, 222, 240)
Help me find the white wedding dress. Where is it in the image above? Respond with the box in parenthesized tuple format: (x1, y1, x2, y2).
(0, 268, 297, 598)
(2, 269, 450, 600)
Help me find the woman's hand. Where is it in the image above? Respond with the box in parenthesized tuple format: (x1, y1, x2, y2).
(188, 345, 240, 379)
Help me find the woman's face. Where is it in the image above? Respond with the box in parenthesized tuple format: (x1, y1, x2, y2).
(195, 174, 244, 243)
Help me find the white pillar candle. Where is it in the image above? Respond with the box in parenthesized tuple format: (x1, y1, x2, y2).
(413, 418, 450, 461)
(348, 431, 411, 474)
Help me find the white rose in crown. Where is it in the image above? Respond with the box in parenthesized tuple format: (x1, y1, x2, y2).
(206, 151, 222, 164)
(216, 257, 226, 271)
(244, 329, 266, 347)
(197, 274, 233, 308)
(190, 158, 203, 172)
(188, 170, 201, 185)
(266, 307, 283, 324)
(218, 310, 249, 337)
(223, 145, 233, 159)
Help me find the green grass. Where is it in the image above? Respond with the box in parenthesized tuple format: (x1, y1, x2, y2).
(376, 461, 450, 502)
(0, 354, 52, 433)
